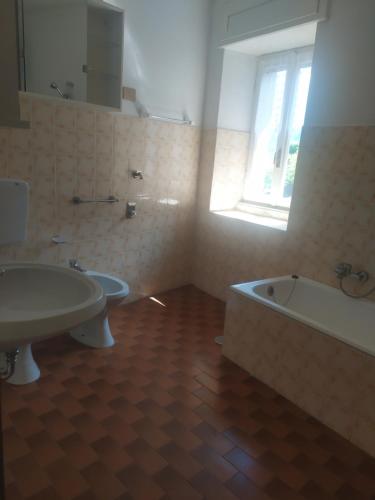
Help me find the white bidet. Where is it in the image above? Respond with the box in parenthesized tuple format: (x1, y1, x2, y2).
(70, 271, 129, 348)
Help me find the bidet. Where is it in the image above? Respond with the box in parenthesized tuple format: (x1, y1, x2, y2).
(70, 269, 129, 348)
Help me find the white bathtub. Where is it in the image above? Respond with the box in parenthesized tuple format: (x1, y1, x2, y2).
(224, 275, 375, 457)
(232, 275, 375, 357)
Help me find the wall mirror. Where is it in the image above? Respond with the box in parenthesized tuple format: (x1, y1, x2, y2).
(18, 0, 124, 109)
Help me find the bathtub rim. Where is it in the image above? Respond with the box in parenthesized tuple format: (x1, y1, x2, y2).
(230, 275, 375, 358)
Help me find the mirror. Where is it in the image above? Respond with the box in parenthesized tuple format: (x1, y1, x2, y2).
(19, 0, 124, 109)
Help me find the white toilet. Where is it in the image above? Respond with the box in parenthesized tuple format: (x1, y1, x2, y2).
(70, 270, 129, 348)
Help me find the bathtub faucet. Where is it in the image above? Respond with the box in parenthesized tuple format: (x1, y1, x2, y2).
(335, 262, 352, 279)
(335, 262, 369, 283)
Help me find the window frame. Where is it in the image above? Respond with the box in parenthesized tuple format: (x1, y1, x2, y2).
(242, 45, 314, 211)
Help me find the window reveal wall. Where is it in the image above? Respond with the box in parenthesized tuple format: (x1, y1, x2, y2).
(194, 0, 375, 301)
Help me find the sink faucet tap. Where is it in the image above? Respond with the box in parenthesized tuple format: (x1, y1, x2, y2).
(69, 259, 86, 273)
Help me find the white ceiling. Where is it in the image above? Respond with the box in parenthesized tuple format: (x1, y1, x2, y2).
(224, 22, 318, 56)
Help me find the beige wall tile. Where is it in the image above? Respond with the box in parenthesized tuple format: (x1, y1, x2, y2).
(0, 93, 201, 303)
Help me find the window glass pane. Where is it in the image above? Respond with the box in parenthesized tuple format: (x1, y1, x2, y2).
(281, 65, 311, 206)
(244, 68, 287, 203)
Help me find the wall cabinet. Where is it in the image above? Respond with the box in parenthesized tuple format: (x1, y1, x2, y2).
(220, 0, 329, 45)
(0, 0, 27, 128)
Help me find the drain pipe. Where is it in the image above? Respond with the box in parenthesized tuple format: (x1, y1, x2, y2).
(0, 351, 20, 380)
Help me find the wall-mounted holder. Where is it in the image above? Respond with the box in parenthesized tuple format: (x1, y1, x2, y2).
(72, 196, 119, 205)
(131, 170, 144, 180)
(126, 202, 136, 219)
(52, 235, 68, 245)
(134, 100, 193, 126)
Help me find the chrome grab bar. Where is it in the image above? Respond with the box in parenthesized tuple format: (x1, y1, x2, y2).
(72, 196, 119, 205)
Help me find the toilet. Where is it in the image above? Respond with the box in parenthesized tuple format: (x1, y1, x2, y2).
(70, 271, 129, 348)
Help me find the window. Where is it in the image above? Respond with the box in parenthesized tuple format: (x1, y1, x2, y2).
(243, 47, 313, 210)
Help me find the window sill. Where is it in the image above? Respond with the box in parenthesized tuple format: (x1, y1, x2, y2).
(213, 209, 288, 231)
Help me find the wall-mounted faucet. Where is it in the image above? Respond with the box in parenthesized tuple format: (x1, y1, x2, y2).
(69, 259, 86, 273)
(131, 170, 144, 180)
(335, 262, 369, 283)
(50, 81, 70, 99)
(335, 262, 375, 299)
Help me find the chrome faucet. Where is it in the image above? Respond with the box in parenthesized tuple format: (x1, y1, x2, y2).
(335, 262, 352, 279)
(335, 262, 369, 283)
(69, 259, 86, 273)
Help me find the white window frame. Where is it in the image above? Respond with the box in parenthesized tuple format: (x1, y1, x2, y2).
(242, 46, 314, 211)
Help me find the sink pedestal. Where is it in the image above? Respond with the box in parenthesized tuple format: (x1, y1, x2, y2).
(70, 310, 115, 349)
(6, 345, 40, 385)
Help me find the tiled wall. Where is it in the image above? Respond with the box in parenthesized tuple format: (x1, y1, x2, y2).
(0, 93, 201, 301)
(209, 128, 250, 211)
(194, 126, 375, 300)
(223, 290, 375, 457)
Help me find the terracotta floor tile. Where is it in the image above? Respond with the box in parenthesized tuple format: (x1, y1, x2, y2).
(79, 394, 114, 422)
(70, 412, 108, 444)
(299, 480, 336, 500)
(126, 438, 167, 475)
(191, 470, 238, 500)
(224, 426, 267, 459)
(265, 478, 305, 500)
(136, 399, 173, 427)
(59, 433, 98, 470)
(40, 410, 76, 441)
(162, 418, 203, 451)
(46, 458, 89, 499)
(226, 472, 273, 500)
(3, 429, 30, 463)
(91, 436, 132, 473)
(132, 417, 171, 450)
(192, 443, 237, 482)
(26, 431, 65, 467)
(2, 285, 373, 500)
(51, 392, 85, 419)
(225, 447, 274, 487)
(166, 400, 203, 428)
(194, 403, 233, 432)
(258, 451, 308, 491)
(193, 386, 231, 412)
(168, 385, 203, 409)
(28, 487, 62, 500)
(81, 461, 127, 499)
(193, 421, 235, 456)
(8, 409, 44, 439)
(292, 453, 344, 494)
(154, 465, 203, 500)
(117, 464, 164, 500)
(9, 454, 51, 497)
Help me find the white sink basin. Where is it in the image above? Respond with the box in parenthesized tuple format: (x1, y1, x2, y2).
(0, 263, 106, 350)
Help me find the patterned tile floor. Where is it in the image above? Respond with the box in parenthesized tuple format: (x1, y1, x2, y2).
(2, 285, 375, 500)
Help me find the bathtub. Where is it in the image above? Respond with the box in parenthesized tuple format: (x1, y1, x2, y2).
(232, 276, 375, 357)
(223, 275, 375, 457)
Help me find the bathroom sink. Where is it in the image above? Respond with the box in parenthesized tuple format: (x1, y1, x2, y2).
(0, 263, 106, 350)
